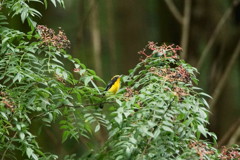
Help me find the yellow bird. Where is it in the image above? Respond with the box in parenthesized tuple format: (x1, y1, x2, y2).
(104, 75, 122, 94)
(100, 75, 122, 108)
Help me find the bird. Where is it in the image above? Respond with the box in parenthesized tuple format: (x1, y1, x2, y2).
(100, 75, 122, 108)
(104, 75, 122, 94)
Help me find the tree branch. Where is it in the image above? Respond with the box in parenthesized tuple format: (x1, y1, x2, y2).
(197, 0, 240, 69)
(210, 38, 240, 112)
(89, 0, 102, 76)
(217, 118, 240, 147)
(30, 101, 116, 120)
(228, 125, 240, 145)
(180, 0, 191, 59)
(164, 0, 183, 24)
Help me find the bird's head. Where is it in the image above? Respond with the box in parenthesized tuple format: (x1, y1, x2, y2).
(111, 75, 122, 80)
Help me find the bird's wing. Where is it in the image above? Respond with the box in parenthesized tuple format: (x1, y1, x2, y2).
(104, 77, 118, 91)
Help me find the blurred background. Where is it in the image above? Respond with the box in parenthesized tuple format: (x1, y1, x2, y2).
(13, 0, 240, 158)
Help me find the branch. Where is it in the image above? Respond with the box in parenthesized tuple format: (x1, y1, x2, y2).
(71, 101, 116, 108)
(217, 118, 240, 147)
(197, 0, 240, 69)
(164, 0, 183, 24)
(77, 0, 99, 43)
(210, 38, 240, 112)
(30, 101, 116, 120)
(1, 132, 17, 160)
(228, 125, 240, 145)
(180, 0, 191, 59)
(89, 0, 102, 76)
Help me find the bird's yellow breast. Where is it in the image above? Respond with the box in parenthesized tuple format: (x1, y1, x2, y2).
(108, 78, 121, 94)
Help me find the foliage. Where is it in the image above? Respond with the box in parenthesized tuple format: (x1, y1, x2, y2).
(0, 0, 105, 159)
(1, 1, 240, 160)
(85, 42, 220, 160)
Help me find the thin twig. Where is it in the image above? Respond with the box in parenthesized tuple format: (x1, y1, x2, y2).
(180, 0, 191, 59)
(164, 0, 183, 24)
(77, 0, 100, 43)
(217, 118, 240, 147)
(70, 101, 116, 108)
(210, 38, 240, 111)
(197, 1, 240, 69)
(142, 136, 153, 156)
(30, 101, 116, 120)
(1, 132, 17, 160)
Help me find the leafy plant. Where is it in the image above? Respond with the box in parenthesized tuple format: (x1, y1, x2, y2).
(1, 1, 239, 160)
(0, 1, 104, 159)
(87, 42, 220, 160)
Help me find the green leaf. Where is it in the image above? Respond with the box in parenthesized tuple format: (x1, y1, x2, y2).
(13, 72, 23, 83)
(44, 0, 48, 9)
(84, 76, 92, 86)
(202, 98, 210, 108)
(21, 8, 29, 23)
(20, 132, 25, 140)
(16, 124, 21, 131)
(31, 153, 38, 160)
(114, 113, 123, 125)
(1, 112, 8, 120)
(52, 58, 64, 65)
(26, 147, 33, 158)
(199, 92, 212, 99)
(51, 0, 57, 7)
(162, 121, 173, 127)
(62, 131, 70, 143)
(116, 99, 122, 106)
(198, 124, 207, 137)
(153, 128, 161, 139)
(27, 17, 37, 31)
(87, 69, 96, 75)
(162, 126, 173, 133)
(95, 124, 100, 133)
